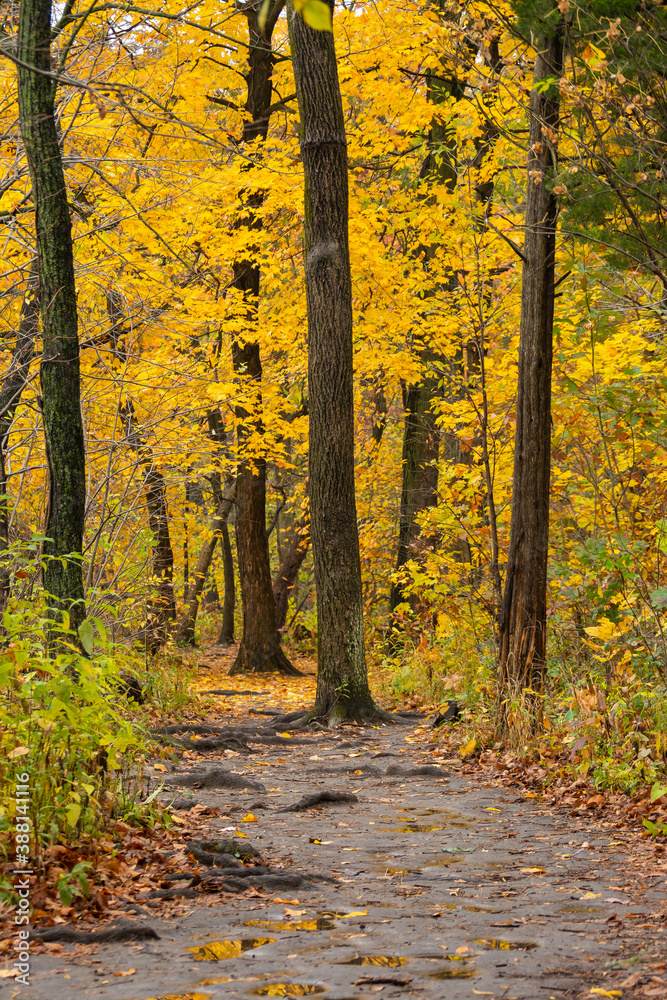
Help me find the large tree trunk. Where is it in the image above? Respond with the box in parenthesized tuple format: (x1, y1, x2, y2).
(288, 0, 382, 724)
(0, 264, 39, 611)
(227, 0, 297, 676)
(497, 25, 563, 733)
(17, 0, 86, 640)
(273, 513, 309, 630)
(178, 482, 236, 645)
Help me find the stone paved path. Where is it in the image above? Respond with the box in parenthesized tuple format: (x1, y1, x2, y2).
(17, 713, 667, 1000)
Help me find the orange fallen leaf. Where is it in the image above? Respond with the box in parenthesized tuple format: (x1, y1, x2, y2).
(113, 969, 136, 977)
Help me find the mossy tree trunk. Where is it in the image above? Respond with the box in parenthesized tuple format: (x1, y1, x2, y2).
(288, 0, 381, 724)
(497, 25, 564, 733)
(17, 0, 86, 639)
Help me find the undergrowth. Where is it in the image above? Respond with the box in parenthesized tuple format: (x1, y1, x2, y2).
(371, 610, 667, 799)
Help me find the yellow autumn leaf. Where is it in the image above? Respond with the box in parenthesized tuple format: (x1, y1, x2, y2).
(242, 813, 258, 822)
(460, 738, 476, 759)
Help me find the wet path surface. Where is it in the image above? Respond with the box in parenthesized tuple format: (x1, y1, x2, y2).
(19, 715, 667, 999)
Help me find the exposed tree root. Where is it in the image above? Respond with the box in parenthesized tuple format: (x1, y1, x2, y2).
(276, 703, 413, 729)
(34, 921, 159, 943)
(165, 768, 266, 792)
(279, 790, 358, 812)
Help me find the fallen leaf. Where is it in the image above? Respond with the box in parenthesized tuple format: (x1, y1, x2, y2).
(619, 973, 642, 988)
(8, 746, 29, 759)
(456, 945, 476, 956)
(234, 829, 249, 839)
(473, 991, 495, 996)
(283, 908, 307, 917)
(580, 892, 603, 900)
(169, 814, 187, 825)
(242, 813, 258, 823)
(0, 970, 18, 978)
(589, 990, 621, 997)
(485, 807, 501, 812)
(113, 969, 136, 977)
(520, 867, 545, 874)
(153, 763, 168, 773)
(278, 733, 293, 738)
(460, 738, 476, 759)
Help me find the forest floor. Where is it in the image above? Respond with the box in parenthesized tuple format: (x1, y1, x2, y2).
(9, 646, 667, 1000)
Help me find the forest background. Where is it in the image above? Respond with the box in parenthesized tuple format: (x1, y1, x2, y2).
(2, 0, 667, 863)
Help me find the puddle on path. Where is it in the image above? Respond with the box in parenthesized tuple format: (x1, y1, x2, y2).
(188, 939, 275, 961)
(134, 995, 212, 1000)
(473, 939, 539, 951)
(428, 968, 476, 980)
(558, 905, 607, 914)
(250, 987, 325, 997)
(340, 956, 407, 967)
(244, 920, 335, 932)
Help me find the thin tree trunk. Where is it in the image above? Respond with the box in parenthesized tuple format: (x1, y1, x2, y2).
(177, 482, 237, 645)
(273, 513, 309, 630)
(497, 24, 564, 733)
(227, 0, 298, 676)
(17, 0, 86, 639)
(389, 379, 440, 614)
(0, 264, 39, 611)
(216, 521, 235, 645)
(288, 0, 382, 724)
(123, 403, 176, 650)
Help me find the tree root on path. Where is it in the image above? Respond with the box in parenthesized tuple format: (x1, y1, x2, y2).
(151, 724, 308, 748)
(165, 768, 266, 792)
(33, 921, 160, 943)
(384, 764, 449, 777)
(271, 704, 414, 729)
(279, 790, 359, 812)
(186, 838, 260, 864)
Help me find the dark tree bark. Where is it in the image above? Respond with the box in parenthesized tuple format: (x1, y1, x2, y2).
(288, 0, 383, 724)
(497, 25, 564, 732)
(273, 513, 309, 630)
(17, 0, 87, 638)
(227, 0, 298, 676)
(123, 403, 176, 650)
(216, 521, 236, 645)
(178, 482, 236, 645)
(389, 379, 440, 614)
(0, 264, 39, 611)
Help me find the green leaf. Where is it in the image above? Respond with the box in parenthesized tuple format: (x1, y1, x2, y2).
(296, 0, 332, 31)
(650, 780, 667, 803)
(59, 882, 73, 906)
(257, 0, 271, 31)
(78, 619, 95, 654)
(65, 803, 81, 827)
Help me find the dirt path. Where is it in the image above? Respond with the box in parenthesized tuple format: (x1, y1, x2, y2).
(16, 677, 667, 1000)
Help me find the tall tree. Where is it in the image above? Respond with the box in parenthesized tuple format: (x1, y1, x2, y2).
(17, 0, 86, 639)
(288, 0, 387, 724)
(497, 19, 564, 731)
(227, 0, 299, 676)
